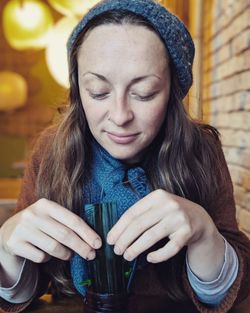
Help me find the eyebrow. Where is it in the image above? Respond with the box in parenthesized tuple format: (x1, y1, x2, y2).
(81, 72, 162, 84)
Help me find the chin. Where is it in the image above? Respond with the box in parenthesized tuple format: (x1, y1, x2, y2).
(107, 148, 141, 164)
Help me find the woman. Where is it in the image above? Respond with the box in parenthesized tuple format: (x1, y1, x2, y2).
(0, 0, 249, 312)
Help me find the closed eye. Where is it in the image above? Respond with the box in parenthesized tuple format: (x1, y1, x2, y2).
(89, 92, 110, 100)
(132, 92, 158, 101)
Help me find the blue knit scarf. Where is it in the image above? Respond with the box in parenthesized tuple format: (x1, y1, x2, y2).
(70, 141, 151, 296)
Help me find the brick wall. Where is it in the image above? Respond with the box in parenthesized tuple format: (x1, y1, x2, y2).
(202, 0, 250, 237)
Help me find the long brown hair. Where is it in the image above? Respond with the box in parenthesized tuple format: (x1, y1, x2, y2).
(36, 10, 224, 301)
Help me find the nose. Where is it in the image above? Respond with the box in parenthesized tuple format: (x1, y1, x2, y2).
(108, 95, 134, 126)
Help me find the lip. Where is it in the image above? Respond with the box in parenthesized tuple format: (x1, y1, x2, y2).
(107, 132, 139, 144)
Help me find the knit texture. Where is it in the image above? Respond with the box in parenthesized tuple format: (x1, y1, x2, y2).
(67, 0, 195, 98)
(70, 140, 151, 295)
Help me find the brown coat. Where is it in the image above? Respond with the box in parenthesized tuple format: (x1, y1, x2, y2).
(1, 130, 250, 313)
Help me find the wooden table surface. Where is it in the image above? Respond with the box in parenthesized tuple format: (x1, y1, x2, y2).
(24, 294, 250, 313)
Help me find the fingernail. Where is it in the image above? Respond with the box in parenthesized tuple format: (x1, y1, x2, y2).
(107, 234, 114, 245)
(94, 239, 102, 249)
(124, 251, 133, 261)
(114, 245, 121, 255)
(87, 251, 96, 261)
(147, 255, 154, 263)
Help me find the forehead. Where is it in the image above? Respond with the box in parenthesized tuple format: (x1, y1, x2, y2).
(77, 24, 169, 73)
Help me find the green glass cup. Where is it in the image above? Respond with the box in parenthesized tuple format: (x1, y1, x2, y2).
(83, 202, 131, 312)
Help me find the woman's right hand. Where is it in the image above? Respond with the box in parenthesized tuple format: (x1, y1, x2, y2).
(0, 198, 102, 263)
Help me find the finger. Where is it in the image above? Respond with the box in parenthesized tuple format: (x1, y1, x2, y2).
(36, 199, 102, 249)
(146, 228, 190, 263)
(34, 216, 94, 259)
(13, 242, 51, 263)
(114, 207, 183, 259)
(21, 226, 72, 261)
(113, 208, 162, 256)
(122, 219, 171, 261)
(107, 194, 154, 244)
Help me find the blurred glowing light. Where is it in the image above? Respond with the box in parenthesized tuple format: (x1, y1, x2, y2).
(15, 2, 44, 29)
(46, 17, 79, 88)
(3, 0, 54, 50)
(0, 71, 28, 111)
(48, 0, 101, 16)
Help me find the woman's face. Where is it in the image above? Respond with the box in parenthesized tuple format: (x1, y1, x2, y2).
(77, 24, 171, 163)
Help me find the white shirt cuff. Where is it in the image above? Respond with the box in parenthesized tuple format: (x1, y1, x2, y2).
(186, 237, 239, 305)
(0, 258, 38, 303)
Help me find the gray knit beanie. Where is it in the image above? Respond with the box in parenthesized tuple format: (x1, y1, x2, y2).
(67, 0, 195, 98)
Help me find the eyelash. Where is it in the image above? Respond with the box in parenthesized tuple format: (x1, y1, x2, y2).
(88, 91, 158, 101)
(135, 93, 157, 101)
(89, 92, 109, 100)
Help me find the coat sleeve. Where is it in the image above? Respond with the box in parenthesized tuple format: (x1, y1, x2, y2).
(182, 139, 250, 313)
(0, 130, 53, 313)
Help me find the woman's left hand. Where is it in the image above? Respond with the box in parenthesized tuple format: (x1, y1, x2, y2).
(107, 189, 220, 264)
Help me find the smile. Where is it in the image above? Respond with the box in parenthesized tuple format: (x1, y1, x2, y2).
(107, 132, 139, 144)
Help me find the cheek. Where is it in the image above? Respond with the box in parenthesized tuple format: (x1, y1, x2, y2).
(83, 106, 100, 128)
(80, 95, 105, 127)
(142, 105, 167, 131)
